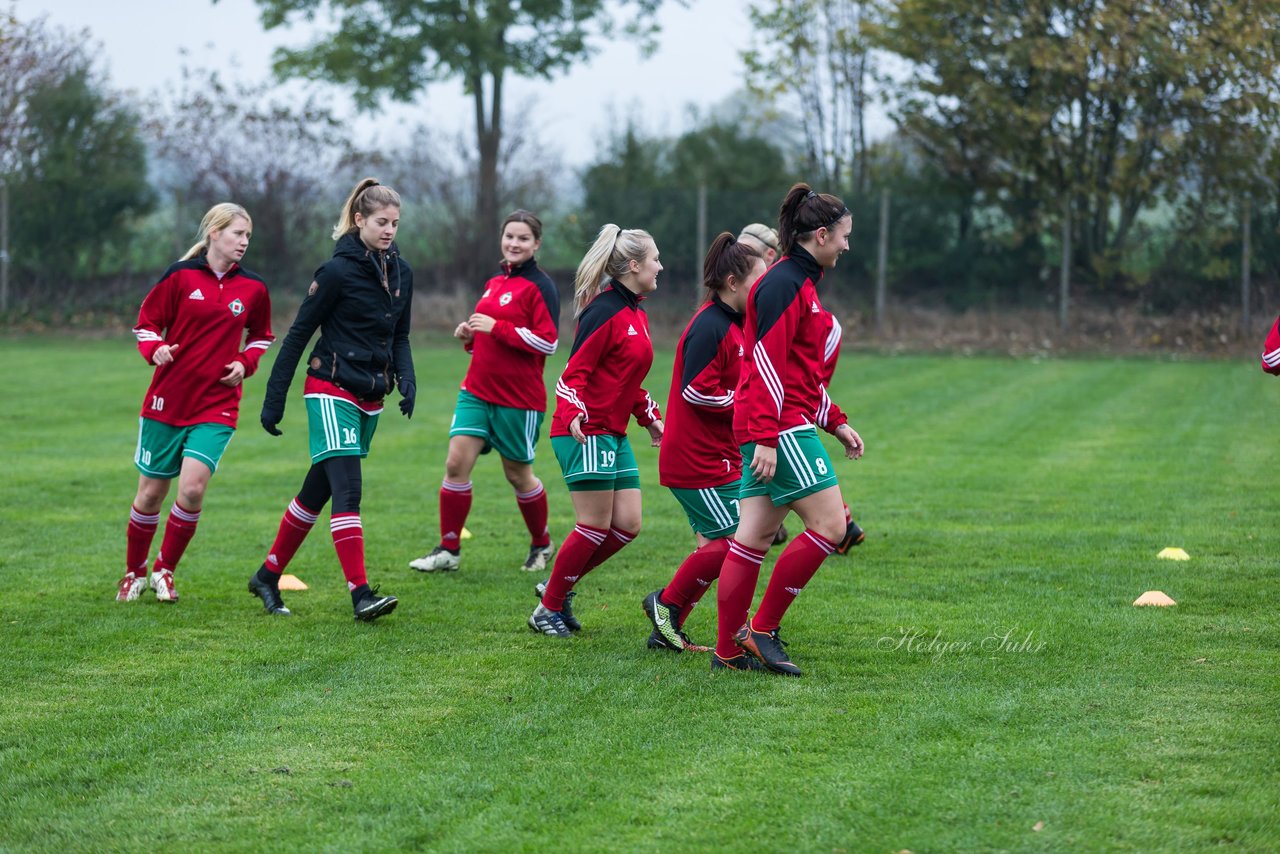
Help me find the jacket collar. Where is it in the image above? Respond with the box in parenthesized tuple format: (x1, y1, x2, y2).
(605, 279, 643, 307)
(501, 257, 538, 277)
(710, 293, 744, 324)
(785, 243, 824, 282)
(197, 252, 239, 280)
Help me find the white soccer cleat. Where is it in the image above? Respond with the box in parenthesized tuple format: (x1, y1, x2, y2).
(409, 546, 460, 572)
(115, 571, 147, 602)
(150, 569, 179, 603)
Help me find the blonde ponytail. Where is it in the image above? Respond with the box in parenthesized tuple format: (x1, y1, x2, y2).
(180, 203, 251, 261)
(572, 224, 655, 316)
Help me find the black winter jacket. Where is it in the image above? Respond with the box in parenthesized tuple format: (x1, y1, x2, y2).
(264, 232, 415, 409)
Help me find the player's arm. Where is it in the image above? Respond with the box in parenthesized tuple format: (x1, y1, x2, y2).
(680, 323, 734, 422)
(745, 281, 799, 449)
(132, 269, 179, 365)
(235, 285, 275, 378)
(555, 303, 613, 427)
(490, 281, 559, 356)
(1262, 314, 1280, 375)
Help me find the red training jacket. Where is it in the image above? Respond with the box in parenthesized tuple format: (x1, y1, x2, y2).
(814, 309, 849, 430)
(551, 281, 661, 438)
(734, 244, 848, 447)
(1262, 314, 1280, 375)
(461, 258, 560, 411)
(659, 295, 744, 489)
(132, 256, 273, 427)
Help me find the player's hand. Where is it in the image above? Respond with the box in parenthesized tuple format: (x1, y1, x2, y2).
(152, 343, 180, 365)
(219, 360, 246, 387)
(454, 322, 474, 343)
(646, 419, 664, 447)
(750, 444, 777, 483)
(569, 414, 586, 444)
(467, 313, 496, 334)
(261, 402, 284, 436)
(398, 379, 416, 419)
(835, 424, 864, 460)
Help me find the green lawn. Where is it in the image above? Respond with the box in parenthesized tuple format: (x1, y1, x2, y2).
(1, 335, 1277, 852)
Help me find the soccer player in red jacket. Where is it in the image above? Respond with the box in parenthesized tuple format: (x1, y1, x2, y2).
(117, 203, 273, 603)
(1261, 315, 1280, 375)
(714, 184, 865, 676)
(642, 233, 766, 653)
(409, 210, 560, 575)
(528, 224, 664, 638)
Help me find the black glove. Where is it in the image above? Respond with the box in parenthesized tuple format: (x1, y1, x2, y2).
(398, 379, 416, 419)
(261, 401, 284, 436)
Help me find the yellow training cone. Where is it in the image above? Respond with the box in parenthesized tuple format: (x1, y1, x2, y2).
(278, 574, 309, 591)
(1133, 590, 1177, 607)
(1157, 547, 1190, 560)
(461, 527, 473, 540)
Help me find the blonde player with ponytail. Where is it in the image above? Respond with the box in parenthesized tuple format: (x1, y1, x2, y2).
(527, 224, 665, 638)
(117, 203, 274, 604)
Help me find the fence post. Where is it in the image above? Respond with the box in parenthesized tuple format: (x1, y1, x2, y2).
(1059, 196, 1071, 331)
(1, 177, 8, 313)
(696, 184, 707, 289)
(1241, 194, 1252, 334)
(875, 187, 889, 333)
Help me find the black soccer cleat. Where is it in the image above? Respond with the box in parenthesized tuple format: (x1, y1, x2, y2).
(711, 652, 764, 672)
(835, 518, 866, 555)
(734, 623, 802, 677)
(642, 589, 686, 652)
(772, 524, 789, 545)
(534, 581, 580, 632)
(353, 586, 398, 622)
(248, 572, 292, 616)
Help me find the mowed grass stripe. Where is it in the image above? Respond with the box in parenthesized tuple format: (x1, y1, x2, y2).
(1, 335, 1277, 850)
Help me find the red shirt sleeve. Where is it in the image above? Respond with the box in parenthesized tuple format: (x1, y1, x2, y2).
(556, 315, 614, 425)
(132, 275, 177, 365)
(491, 286, 559, 356)
(1262, 315, 1280, 375)
(235, 285, 274, 377)
(632, 387, 661, 427)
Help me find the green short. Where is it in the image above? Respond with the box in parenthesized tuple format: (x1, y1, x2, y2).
(306, 395, 379, 462)
(552, 434, 641, 492)
(134, 418, 235, 478)
(668, 482, 740, 539)
(738, 427, 838, 507)
(449, 389, 544, 463)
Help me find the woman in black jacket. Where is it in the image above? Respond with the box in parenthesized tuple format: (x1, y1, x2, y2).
(248, 178, 415, 621)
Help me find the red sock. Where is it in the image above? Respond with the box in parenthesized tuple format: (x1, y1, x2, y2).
(539, 523, 607, 611)
(663, 537, 730, 610)
(264, 498, 319, 575)
(153, 503, 200, 574)
(715, 539, 768, 659)
(753, 529, 837, 632)
(582, 527, 636, 574)
(125, 504, 160, 574)
(330, 512, 367, 590)
(439, 480, 472, 551)
(515, 480, 551, 548)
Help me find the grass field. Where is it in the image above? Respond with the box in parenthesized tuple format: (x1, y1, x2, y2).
(2, 334, 1278, 852)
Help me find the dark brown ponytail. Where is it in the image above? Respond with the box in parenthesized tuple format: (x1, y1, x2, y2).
(702, 232, 761, 302)
(777, 182, 849, 255)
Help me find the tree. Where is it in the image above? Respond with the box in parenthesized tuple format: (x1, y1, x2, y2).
(238, 0, 669, 281)
(148, 66, 351, 292)
(581, 120, 793, 290)
(742, 0, 877, 194)
(868, 0, 1280, 287)
(4, 20, 151, 286)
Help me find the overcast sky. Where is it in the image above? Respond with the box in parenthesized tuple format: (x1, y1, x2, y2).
(34, 0, 758, 166)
